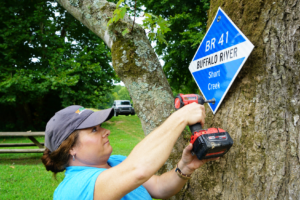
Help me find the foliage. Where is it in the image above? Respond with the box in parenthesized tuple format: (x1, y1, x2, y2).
(97, 85, 131, 109)
(142, 13, 171, 45)
(107, 0, 144, 16)
(97, 92, 115, 109)
(107, 0, 129, 27)
(137, 0, 210, 95)
(0, 0, 116, 131)
(107, 0, 171, 44)
(113, 85, 131, 100)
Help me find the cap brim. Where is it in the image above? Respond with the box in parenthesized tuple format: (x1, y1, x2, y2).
(77, 108, 114, 129)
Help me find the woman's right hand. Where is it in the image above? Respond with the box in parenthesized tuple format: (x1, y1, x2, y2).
(177, 102, 206, 127)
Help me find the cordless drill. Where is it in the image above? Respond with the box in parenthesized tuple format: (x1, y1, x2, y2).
(175, 94, 233, 160)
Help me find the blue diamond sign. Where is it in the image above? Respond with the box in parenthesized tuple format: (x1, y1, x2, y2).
(189, 7, 254, 114)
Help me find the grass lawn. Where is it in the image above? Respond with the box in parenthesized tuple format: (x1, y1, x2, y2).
(0, 114, 160, 200)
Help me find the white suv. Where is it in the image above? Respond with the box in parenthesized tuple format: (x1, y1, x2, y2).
(112, 100, 135, 116)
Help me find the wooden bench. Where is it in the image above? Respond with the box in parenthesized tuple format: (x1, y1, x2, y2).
(0, 132, 45, 153)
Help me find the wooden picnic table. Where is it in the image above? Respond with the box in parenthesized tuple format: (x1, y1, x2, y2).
(0, 132, 45, 153)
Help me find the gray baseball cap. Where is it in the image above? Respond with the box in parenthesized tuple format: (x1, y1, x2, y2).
(45, 105, 114, 152)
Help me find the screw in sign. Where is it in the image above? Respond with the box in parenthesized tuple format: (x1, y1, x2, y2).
(189, 7, 254, 114)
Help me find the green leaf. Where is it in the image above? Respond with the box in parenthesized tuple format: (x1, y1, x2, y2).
(142, 13, 170, 45)
(122, 28, 130, 36)
(157, 33, 168, 45)
(120, 6, 127, 19)
(116, 0, 124, 8)
(148, 33, 155, 40)
(107, 1, 128, 27)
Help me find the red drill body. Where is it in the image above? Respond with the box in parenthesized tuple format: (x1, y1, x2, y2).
(174, 94, 233, 160)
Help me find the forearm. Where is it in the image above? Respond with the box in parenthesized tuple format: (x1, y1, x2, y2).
(143, 141, 219, 199)
(147, 168, 189, 199)
(124, 110, 187, 181)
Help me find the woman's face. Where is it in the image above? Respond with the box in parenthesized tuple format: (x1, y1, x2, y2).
(71, 124, 112, 166)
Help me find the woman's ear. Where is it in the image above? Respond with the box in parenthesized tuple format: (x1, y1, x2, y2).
(69, 131, 80, 156)
(69, 145, 77, 156)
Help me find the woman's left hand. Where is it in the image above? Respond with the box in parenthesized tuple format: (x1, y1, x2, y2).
(177, 143, 219, 175)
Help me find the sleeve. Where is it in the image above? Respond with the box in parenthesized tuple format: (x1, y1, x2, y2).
(54, 168, 105, 200)
(108, 155, 127, 166)
(54, 156, 128, 200)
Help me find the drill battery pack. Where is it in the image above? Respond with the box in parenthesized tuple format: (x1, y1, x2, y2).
(190, 128, 233, 160)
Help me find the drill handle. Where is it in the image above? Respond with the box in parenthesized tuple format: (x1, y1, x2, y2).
(189, 123, 203, 133)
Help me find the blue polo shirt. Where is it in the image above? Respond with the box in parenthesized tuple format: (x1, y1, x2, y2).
(54, 155, 152, 200)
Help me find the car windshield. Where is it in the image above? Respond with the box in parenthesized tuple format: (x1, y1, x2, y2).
(116, 101, 130, 105)
(120, 101, 130, 105)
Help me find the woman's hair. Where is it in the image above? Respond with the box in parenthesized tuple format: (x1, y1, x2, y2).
(41, 130, 80, 177)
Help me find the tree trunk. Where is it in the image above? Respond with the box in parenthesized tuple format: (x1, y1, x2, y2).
(164, 0, 300, 199)
(57, 0, 174, 135)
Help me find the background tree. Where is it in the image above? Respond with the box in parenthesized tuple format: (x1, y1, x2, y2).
(113, 85, 131, 100)
(139, 0, 210, 94)
(97, 92, 115, 109)
(0, 0, 116, 131)
(97, 85, 131, 109)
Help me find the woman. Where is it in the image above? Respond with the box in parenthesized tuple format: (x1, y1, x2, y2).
(42, 104, 218, 199)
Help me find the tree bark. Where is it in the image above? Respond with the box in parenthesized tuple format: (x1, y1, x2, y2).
(56, 0, 175, 135)
(165, 0, 300, 199)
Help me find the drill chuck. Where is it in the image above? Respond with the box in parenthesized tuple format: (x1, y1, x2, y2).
(205, 98, 216, 104)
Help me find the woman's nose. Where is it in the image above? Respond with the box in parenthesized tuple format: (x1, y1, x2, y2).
(102, 129, 110, 137)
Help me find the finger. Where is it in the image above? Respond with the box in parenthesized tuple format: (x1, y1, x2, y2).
(200, 116, 205, 128)
(200, 104, 205, 113)
(183, 143, 193, 155)
(199, 105, 205, 127)
(186, 143, 193, 151)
